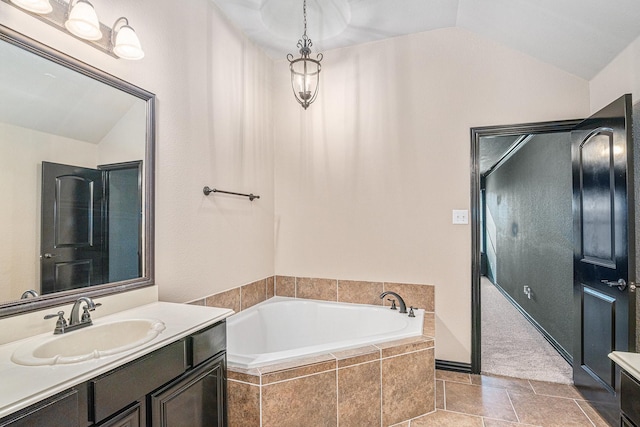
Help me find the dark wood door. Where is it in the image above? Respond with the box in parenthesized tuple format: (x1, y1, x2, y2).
(41, 161, 104, 294)
(572, 94, 635, 423)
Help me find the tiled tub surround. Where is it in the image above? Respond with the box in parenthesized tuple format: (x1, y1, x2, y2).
(191, 276, 435, 338)
(190, 276, 437, 426)
(228, 335, 435, 427)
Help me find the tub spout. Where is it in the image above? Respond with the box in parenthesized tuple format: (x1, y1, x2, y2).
(380, 291, 407, 314)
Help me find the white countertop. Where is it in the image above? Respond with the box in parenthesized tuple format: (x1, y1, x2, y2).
(609, 351, 640, 381)
(0, 302, 233, 419)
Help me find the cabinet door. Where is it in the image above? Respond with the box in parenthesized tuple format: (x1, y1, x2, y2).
(150, 354, 226, 427)
(98, 403, 143, 427)
(0, 389, 78, 427)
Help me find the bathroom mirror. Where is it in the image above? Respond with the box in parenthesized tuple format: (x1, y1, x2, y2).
(0, 25, 155, 317)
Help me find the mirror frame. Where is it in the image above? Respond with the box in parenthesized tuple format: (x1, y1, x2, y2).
(0, 24, 155, 318)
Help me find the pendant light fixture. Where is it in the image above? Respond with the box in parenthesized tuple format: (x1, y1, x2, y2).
(287, 0, 323, 110)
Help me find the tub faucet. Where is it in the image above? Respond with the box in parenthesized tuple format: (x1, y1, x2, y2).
(380, 291, 408, 314)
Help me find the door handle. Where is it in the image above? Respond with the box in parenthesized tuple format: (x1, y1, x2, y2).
(601, 278, 627, 291)
(42, 253, 57, 259)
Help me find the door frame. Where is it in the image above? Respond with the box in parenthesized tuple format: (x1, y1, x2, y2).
(470, 119, 583, 374)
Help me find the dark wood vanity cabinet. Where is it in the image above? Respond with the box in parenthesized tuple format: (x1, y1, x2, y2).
(0, 320, 227, 427)
(0, 389, 79, 427)
(621, 370, 640, 427)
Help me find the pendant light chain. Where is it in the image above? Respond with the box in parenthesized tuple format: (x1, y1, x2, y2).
(303, 0, 308, 37)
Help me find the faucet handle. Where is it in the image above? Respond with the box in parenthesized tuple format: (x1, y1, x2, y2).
(81, 303, 102, 322)
(44, 311, 67, 334)
(408, 306, 417, 318)
(387, 298, 398, 310)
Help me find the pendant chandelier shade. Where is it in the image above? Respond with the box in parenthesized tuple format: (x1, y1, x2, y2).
(287, 0, 323, 110)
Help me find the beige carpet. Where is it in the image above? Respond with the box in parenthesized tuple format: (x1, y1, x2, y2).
(481, 277, 573, 384)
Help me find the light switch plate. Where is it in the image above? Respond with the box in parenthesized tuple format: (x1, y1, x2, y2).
(452, 209, 469, 225)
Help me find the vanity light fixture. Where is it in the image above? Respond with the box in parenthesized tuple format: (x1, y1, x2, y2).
(287, 0, 323, 110)
(112, 17, 144, 60)
(64, 0, 101, 41)
(3, 0, 144, 60)
(9, 0, 52, 14)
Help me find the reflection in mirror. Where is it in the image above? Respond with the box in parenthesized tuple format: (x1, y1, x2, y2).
(0, 25, 154, 316)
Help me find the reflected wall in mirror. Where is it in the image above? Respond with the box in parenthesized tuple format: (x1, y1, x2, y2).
(0, 24, 155, 317)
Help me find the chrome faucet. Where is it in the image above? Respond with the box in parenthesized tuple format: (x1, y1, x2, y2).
(44, 296, 101, 334)
(69, 296, 101, 326)
(20, 289, 39, 299)
(380, 291, 408, 314)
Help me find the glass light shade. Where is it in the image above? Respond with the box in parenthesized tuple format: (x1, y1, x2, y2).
(65, 0, 102, 41)
(113, 25, 144, 60)
(10, 0, 52, 14)
(289, 58, 321, 109)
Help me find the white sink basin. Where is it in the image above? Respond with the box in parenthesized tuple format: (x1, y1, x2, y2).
(11, 319, 166, 366)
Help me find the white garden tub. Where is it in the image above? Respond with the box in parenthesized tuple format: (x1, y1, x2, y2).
(227, 296, 424, 369)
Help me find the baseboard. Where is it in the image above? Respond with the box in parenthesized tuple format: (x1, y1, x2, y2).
(436, 359, 472, 373)
(491, 281, 573, 365)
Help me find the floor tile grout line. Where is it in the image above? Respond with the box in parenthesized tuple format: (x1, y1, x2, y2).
(505, 388, 521, 424)
(573, 399, 597, 427)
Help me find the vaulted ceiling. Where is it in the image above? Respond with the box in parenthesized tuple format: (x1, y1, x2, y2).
(211, 0, 640, 80)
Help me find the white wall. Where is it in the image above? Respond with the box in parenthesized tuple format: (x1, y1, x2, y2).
(273, 27, 590, 363)
(0, 0, 275, 305)
(590, 33, 640, 112)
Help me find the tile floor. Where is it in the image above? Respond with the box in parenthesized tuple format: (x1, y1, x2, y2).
(397, 370, 612, 427)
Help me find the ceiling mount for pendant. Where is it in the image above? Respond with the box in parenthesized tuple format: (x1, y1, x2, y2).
(287, 0, 323, 110)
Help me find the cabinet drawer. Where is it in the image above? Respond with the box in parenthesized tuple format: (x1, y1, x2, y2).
(622, 370, 640, 426)
(97, 403, 142, 427)
(92, 340, 187, 423)
(191, 321, 226, 366)
(0, 389, 78, 427)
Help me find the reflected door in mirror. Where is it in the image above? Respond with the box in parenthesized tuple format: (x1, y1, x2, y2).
(41, 162, 104, 294)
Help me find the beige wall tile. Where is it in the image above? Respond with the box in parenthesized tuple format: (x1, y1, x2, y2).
(383, 282, 435, 312)
(275, 275, 296, 297)
(266, 276, 275, 298)
(337, 280, 383, 305)
(259, 354, 337, 384)
(227, 367, 261, 384)
(333, 345, 380, 368)
(262, 371, 338, 427)
(376, 335, 435, 358)
(423, 312, 436, 337)
(228, 380, 260, 427)
(338, 361, 381, 427)
(241, 279, 267, 310)
(296, 277, 337, 301)
(382, 348, 435, 426)
(436, 380, 445, 409)
(205, 287, 240, 313)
